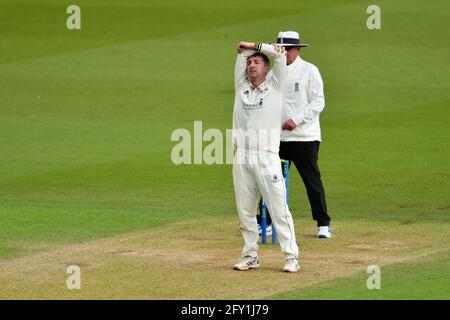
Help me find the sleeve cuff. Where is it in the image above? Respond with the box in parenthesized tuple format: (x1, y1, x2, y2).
(292, 114, 304, 126)
(259, 43, 273, 53)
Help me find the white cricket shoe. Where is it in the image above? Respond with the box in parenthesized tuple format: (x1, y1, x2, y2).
(318, 225, 331, 239)
(258, 224, 272, 236)
(233, 256, 259, 271)
(283, 258, 300, 273)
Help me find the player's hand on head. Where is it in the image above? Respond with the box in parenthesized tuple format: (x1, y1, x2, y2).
(237, 41, 248, 53)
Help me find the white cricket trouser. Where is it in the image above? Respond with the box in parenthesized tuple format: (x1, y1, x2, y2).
(233, 150, 299, 260)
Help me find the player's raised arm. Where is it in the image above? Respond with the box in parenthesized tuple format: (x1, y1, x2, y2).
(234, 41, 257, 90)
(258, 43, 286, 90)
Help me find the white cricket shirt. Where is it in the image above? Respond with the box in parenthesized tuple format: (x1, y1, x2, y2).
(232, 44, 286, 153)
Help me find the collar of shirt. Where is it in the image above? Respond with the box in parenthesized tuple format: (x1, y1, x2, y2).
(246, 79, 269, 93)
(287, 56, 303, 69)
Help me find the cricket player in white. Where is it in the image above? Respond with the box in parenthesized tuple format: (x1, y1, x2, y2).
(232, 41, 300, 272)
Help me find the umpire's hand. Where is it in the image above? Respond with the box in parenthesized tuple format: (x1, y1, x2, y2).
(282, 119, 297, 131)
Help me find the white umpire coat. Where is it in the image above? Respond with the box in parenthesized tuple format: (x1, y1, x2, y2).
(279, 56, 325, 142)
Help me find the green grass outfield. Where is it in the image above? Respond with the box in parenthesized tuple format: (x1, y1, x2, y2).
(0, 0, 449, 299)
(268, 249, 450, 300)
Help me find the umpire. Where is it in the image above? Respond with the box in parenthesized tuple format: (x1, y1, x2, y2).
(276, 31, 332, 238)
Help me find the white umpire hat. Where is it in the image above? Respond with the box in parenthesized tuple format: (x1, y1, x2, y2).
(275, 31, 309, 47)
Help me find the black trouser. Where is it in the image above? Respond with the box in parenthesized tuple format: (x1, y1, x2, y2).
(279, 141, 331, 227)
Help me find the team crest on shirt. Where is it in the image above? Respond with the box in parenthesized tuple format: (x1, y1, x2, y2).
(242, 98, 264, 110)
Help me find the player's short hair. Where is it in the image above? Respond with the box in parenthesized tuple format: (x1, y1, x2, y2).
(247, 52, 270, 67)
